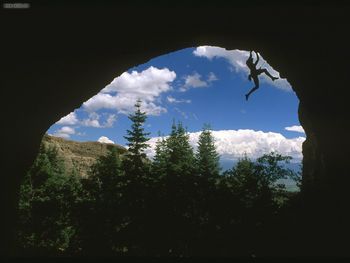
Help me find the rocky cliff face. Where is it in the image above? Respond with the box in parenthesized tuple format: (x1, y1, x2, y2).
(41, 134, 127, 178)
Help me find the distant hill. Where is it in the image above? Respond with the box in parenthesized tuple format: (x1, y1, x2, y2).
(41, 134, 127, 178)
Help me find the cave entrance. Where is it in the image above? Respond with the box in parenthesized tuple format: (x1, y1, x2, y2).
(47, 46, 305, 188)
(17, 46, 305, 256)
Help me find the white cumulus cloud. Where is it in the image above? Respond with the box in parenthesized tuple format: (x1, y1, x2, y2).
(81, 112, 100, 128)
(55, 111, 116, 129)
(181, 72, 208, 91)
(97, 136, 115, 144)
(81, 112, 116, 128)
(83, 66, 176, 115)
(180, 71, 218, 92)
(145, 129, 305, 162)
(105, 114, 117, 127)
(56, 112, 78, 125)
(52, 126, 75, 139)
(285, 125, 305, 133)
(193, 46, 292, 92)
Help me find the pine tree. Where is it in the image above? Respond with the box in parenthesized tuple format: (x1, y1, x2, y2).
(152, 133, 168, 180)
(17, 143, 82, 255)
(231, 154, 261, 206)
(255, 151, 294, 187)
(193, 124, 221, 243)
(196, 124, 221, 178)
(165, 121, 195, 178)
(82, 147, 124, 255)
(159, 121, 197, 254)
(121, 99, 152, 255)
(89, 147, 124, 203)
(123, 99, 151, 177)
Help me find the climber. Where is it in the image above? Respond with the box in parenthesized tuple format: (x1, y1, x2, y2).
(245, 50, 279, 101)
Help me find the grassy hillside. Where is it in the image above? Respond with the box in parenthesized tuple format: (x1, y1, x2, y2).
(41, 134, 127, 177)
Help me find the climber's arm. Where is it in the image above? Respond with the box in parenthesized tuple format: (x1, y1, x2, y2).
(254, 51, 260, 66)
(249, 50, 253, 59)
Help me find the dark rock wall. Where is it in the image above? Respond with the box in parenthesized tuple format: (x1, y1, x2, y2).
(2, 1, 350, 256)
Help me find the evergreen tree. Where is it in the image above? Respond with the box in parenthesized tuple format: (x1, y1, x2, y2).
(79, 147, 125, 255)
(231, 154, 262, 208)
(120, 99, 152, 255)
(17, 118, 303, 257)
(254, 152, 300, 207)
(123, 99, 151, 177)
(17, 143, 82, 255)
(196, 124, 221, 178)
(189, 124, 221, 252)
(160, 121, 197, 255)
(255, 151, 295, 187)
(152, 133, 168, 180)
(90, 147, 124, 202)
(165, 121, 195, 178)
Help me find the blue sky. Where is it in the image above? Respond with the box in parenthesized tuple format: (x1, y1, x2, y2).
(47, 46, 305, 165)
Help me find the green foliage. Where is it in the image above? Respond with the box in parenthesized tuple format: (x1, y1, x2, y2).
(17, 143, 82, 255)
(152, 134, 168, 179)
(255, 152, 294, 186)
(74, 147, 127, 255)
(17, 105, 302, 256)
(165, 121, 195, 178)
(123, 99, 151, 177)
(90, 147, 124, 200)
(196, 124, 221, 178)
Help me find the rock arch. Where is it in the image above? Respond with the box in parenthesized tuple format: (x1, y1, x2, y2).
(3, 1, 350, 256)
